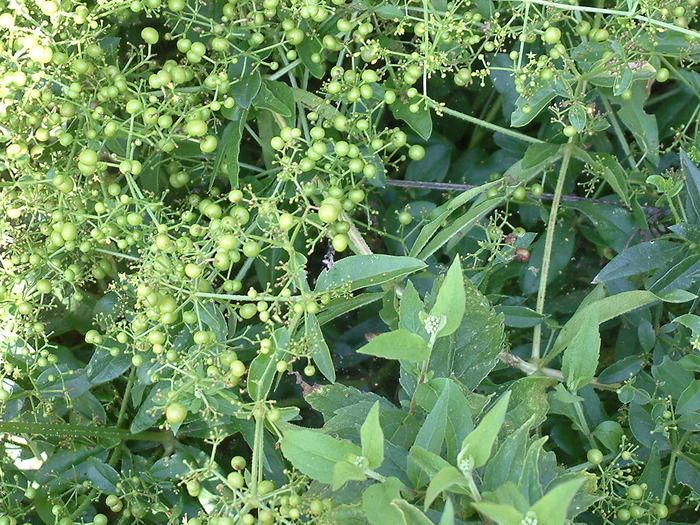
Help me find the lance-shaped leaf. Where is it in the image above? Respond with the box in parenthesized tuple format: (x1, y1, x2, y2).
(561, 309, 601, 391)
(458, 391, 511, 470)
(429, 257, 466, 338)
(315, 255, 426, 293)
(360, 401, 384, 468)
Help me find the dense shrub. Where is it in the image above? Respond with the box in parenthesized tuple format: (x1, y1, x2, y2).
(1, 1, 699, 524)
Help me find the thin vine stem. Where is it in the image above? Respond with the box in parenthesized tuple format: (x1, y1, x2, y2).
(428, 100, 544, 144)
(531, 143, 573, 361)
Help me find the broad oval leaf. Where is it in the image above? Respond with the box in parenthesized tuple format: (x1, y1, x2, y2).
(280, 428, 361, 485)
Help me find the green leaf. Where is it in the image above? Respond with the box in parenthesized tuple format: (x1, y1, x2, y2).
(390, 100, 432, 140)
(593, 421, 624, 452)
(257, 109, 278, 169)
(247, 328, 289, 401)
(552, 290, 692, 360)
(530, 477, 586, 525)
(483, 422, 530, 492)
(213, 107, 247, 188)
(130, 382, 170, 433)
(458, 391, 511, 469)
(360, 402, 384, 469)
(521, 143, 562, 170)
(429, 257, 466, 338)
(292, 88, 340, 121)
(315, 255, 426, 293)
(680, 149, 700, 222)
(505, 377, 556, 431)
(569, 104, 587, 131)
(84, 456, 120, 493)
(392, 499, 434, 525)
(565, 200, 637, 253)
(511, 78, 568, 127)
(561, 308, 601, 391)
(374, 5, 405, 19)
(409, 181, 501, 258)
(571, 150, 632, 206)
(413, 379, 474, 463)
(675, 455, 700, 493)
(317, 292, 384, 325)
(305, 383, 386, 419)
(280, 428, 361, 485)
(253, 80, 293, 117)
(297, 37, 325, 79)
(406, 139, 453, 185)
(471, 502, 523, 525)
(399, 281, 426, 335)
(496, 305, 546, 328)
(596, 154, 632, 206)
(616, 83, 659, 166)
(593, 240, 683, 283)
(416, 196, 504, 260)
(408, 446, 454, 480)
(429, 277, 505, 390)
(198, 301, 227, 341)
(32, 494, 55, 525)
(424, 466, 468, 510)
(305, 314, 335, 382)
(672, 313, 700, 335)
(647, 253, 700, 294)
(358, 329, 430, 362)
(439, 499, 455, 525)
(36, 365, 89, 400)
(85, 347, 131, 385)
(521, 220, 576, 295)
(362, 478, 405, 525)
(677, 380, 700, 415)
(230, 70, 262, 109)
(408, 384, 461, 487)
(332, 460, 367, 489)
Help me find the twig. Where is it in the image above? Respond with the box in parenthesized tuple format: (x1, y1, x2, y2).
(499, 352, 619, 391)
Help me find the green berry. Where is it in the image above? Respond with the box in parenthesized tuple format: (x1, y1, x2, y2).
(165, 402, 187, 424)
(586, 448, 604, 465)
(141, 27, 160, 45)
(408, 144, 426, 161)
(543, 26, 562, 44)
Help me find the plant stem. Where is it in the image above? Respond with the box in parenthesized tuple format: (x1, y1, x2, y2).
(666, 194, 683, 224)
(531, 145, 573, 361)
(343, 212, 374, 256)
(662, 450, 678, 505)
(250, 408, 266, 496)
(499, 352, 618, 390)
(573, 398, 597, 449)
(428, 100, 544, 144)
